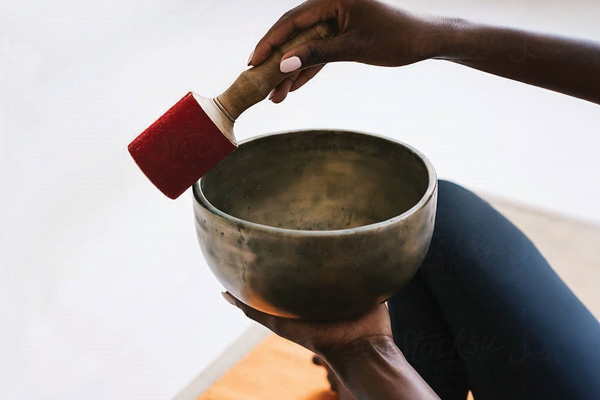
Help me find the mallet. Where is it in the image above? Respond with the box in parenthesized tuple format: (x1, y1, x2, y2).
(128, 23, 332, 199)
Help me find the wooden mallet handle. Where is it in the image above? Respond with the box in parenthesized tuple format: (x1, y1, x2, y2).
(216, 22, 333, 121)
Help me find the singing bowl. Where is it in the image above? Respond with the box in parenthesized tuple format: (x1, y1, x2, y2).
(193, 130, 437, 320)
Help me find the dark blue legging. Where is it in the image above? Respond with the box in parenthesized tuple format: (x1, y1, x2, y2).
(388, 180, 600, 399)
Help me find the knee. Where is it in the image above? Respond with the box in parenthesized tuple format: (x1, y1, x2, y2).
(435, 180, 490, 225)
(437, 180, 478, 208)
(438, 179, 472, 196)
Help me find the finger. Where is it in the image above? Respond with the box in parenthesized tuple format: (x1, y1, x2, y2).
(311, 355, 339, 392)
(326, 370, 340, 393)
(280, 36, 353, 71)
(250, 0, 338, 66)
(290, 65, 324, 92)
(222, 292, 278, 331)
(269, 68, 301, 102)
(269, 77, 295, 104)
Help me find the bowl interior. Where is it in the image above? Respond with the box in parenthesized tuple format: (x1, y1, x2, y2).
(200, 130, 429, 231)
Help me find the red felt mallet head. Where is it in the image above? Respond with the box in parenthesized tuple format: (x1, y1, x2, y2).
(128, 23, 332, 199)
(128, 92, 236, 199)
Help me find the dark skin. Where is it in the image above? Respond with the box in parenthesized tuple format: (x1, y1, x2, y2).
(249, 0, 600, 104)
(222, 293, 439, 399)
(225, 0, 600, 398)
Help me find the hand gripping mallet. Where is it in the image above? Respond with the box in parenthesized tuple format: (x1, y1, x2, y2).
(128, 23, 332, 199)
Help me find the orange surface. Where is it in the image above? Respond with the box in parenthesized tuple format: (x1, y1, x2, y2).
(198, 334, 336, 400)
(198, 333, 475, 400)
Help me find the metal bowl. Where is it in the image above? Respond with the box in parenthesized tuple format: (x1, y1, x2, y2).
(193, 130, 437, 320)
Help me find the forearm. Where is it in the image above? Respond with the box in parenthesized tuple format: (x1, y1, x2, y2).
(434, 18, 600, 104)
(321, 336, 439, 400)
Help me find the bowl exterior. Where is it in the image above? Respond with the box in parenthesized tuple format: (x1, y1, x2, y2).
(193, 130, 437, 320)
(194, 187, 436, 320)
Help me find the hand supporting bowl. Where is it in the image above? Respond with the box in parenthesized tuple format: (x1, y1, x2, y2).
(193, 130, 437, 320)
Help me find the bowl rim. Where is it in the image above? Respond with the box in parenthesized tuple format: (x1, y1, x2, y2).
(192, 129, 437, 236)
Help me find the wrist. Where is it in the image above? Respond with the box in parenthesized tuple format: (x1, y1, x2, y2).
(319, 335, 440, 400)
(429, 16, 473, 61)
(319, 335, 402, 369)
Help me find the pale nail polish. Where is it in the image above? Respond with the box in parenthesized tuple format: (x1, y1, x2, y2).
(280, 56, 301, 73)
(247, 50, 254, 66)
(222, 292, 236, 306)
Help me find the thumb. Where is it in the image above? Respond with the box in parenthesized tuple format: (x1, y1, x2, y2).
(280, 36, 352, 72)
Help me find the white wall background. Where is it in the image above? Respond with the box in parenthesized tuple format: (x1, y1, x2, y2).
(1, 0, 599, 399)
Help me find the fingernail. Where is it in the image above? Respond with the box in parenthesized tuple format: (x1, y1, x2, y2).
(221, 291, 236, 306)
(247, 50, 254, 66)
(280, 56, 301, 73)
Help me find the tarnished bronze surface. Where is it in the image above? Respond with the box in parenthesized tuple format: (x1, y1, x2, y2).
(193, 130, 437, 320)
